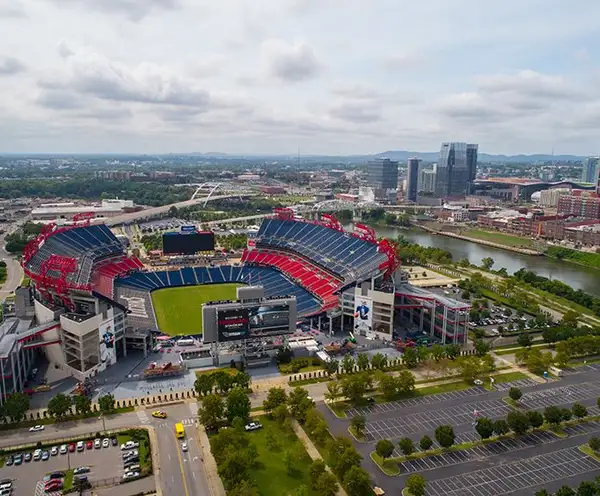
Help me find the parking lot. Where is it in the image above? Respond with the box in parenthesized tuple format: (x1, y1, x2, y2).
(346, 387, 487, 418)
(425, 446, 600, 496)
(492, 378, 541, 391)
(400, 431, 558, 473)
(561, 363, 600, 376)
(363, 399, 512, 441)
(0, 437, 134, 495)
(519, 381, 600, 409)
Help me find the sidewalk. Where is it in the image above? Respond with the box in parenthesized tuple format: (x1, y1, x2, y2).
(196, 424, 226, 496)
(291, 419, 348, 496)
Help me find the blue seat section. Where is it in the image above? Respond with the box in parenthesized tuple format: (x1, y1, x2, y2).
(24, 224, 125, 287)
(181, 267, 197, 285)
(168, 270, 183, 287)
(256, 218, 387, 280)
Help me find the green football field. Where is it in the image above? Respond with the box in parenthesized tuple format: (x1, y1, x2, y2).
(151, 283, 242, 336)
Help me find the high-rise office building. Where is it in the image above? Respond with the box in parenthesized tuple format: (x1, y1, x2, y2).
(368, 158, 399, 190)
(582, 157, 599, 184)
(434, 142, 478, 197)
(406, 158, 421, 202)
(418, 166, 437, 194)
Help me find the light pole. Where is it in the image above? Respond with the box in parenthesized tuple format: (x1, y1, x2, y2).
(100, 413, 106, 432)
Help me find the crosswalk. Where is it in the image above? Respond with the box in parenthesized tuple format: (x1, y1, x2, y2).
(137, 409, 198, 428)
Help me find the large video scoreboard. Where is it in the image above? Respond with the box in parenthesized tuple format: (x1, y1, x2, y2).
(202, 297, 296, 343)
(162, 231, 215, 255)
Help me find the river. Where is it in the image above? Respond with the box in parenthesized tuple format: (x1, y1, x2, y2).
(349, 223, 600, 297)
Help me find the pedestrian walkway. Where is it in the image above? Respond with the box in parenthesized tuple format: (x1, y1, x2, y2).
(196, 425, 226, 496)
(137, 410, 150, 425)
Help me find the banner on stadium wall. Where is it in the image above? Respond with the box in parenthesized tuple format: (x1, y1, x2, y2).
(354, 296, 373, 335)
(98, 322, 117, 371)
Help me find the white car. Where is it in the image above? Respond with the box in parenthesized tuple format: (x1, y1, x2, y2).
(181, 443, 188, 452)
(102, 438, 110, 448)
(94, 438, 101, 449)
(33, 449, 42, 461)
(120, 441, 139, 451)
(122, 471, 140, 481)
(474, 379, 483, 386)
(59, 444, 68, 455)
(50, 446, 59, 456)
(244, 422, 263, 432)
(29, 425, 44, 432)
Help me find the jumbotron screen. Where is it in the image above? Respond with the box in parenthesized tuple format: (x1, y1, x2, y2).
(217, 304, 291, 342)
(162, 232, 215, 255)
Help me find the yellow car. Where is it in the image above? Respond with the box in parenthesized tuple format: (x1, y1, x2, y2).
(151, 411, 167, 419)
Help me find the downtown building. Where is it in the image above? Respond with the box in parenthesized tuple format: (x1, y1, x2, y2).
(581, 157, 599, 184)
(366, 158, 399, 203)
(434, 142, 478, 198)
(406, 158, 421, 202)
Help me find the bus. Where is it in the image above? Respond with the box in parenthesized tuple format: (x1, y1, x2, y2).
(175, 422, 185, 439)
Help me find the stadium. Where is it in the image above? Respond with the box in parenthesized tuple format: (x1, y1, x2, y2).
(4, 207, 468, 388)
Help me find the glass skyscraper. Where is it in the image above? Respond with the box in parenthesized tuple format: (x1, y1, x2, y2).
(435, 142, 478, 197)
(582, 157, 599, 184)
(406, 158, 421, 202)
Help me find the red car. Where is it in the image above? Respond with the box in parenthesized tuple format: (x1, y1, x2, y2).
(86, 440, 93, 450)
(45, 480, 63, 492)
(68, 443, 76, 453)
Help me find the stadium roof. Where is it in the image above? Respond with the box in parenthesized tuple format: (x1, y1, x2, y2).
(395, 284, 470, 310)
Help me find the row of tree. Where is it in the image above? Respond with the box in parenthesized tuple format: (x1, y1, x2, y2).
(46, 393, 117, 420)
(194, 370, 251, 396)
(535, 476, 600, 496)
(395, 235, 453, 265)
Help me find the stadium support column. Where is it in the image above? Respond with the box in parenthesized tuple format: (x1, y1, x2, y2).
(0, 360, 5, 405)
(318, 315, 322, 331)
(441, 306, 448, 345)
(14, 345, 22, 392)
(419, 308, 424, 333)
(329, 315, 333, 336)
(430, 303, 435, 338)
(10, 353, 17, 394)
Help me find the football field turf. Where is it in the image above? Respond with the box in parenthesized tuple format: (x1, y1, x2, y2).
(151, 283, 242, 336)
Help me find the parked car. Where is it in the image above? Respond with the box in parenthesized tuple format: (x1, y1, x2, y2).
(111, 437, 118, 446)
(122, 471, 140, 481)
(68, 443, 76, 453)
(29, 425, 44, 432)
(50, 446, 58, 456)
(122, 450, 139, 460)
(33, 449, 42, 461)
(124, 463, 140, 472)
(0, 481, 12, 491)
(120, 441, 139, 451)
(244, 422, 263, 432)
(94, 438, 101, 449)
(13, 454, 23, 465)
(59, 444, 68, 455)
(102, 438, 110, 448)
(24, 452, 32, 462)
(73, 467, 90, 475)
(43, 472, 64, 482)
(41, 450, 50, 461)
(4, 456, 13, 466)
(86, 440, 93, 450)
(76, 441, 85, 452)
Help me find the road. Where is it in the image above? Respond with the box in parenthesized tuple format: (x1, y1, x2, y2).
(105, 194, 257, 227)
(0, 226, 24, 301)
(0, 402, 210, 496)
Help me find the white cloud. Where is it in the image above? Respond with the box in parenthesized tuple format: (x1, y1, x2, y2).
(48, 0, 182, 21)
(0, 57, 26, 75)
(261, 39, 321, 82)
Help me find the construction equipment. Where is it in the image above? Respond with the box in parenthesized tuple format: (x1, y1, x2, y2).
(71, 380, 93, 397)
(143, 361, 185, 379)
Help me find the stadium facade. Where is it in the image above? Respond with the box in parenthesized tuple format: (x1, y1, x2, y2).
(0, 208, 469, 399)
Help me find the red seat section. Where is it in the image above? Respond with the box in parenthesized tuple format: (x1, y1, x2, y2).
(93, 256, 144, 299)
(243, 248, 341, 308)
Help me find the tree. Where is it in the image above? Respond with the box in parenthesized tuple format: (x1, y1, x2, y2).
(544, 406, 564, 426)
(555, 486, 576, 496)
(325, 381, 342, 403)
(343, 466, 372, 496)
(194, 374, 215, 396)
(561, 310, 579, 328)
(323, 360, 339, 377)
(370, 352, 387, 370)
(350, 415, 366, 438)
(265, 429, 280, 451)
(572, 403, 588, 419)
(309, 460, 327, 489)
(509, 387, 522, 402)
(283, 448, 300, 476)
(493, 419, 509, 436)
(228, 481, 259, 496)
(576, 481, 597, 496)
(47, 393, 73, 420)
(405, 474, 426, 496)
(2, 392, 30, 423)
(419, 435, 433, 451)
(561, 408, 573, 422)
(328, 437, 362, 480)
(342, 354, 355, 374)
(315, 472, 339, 496)
(517, 332, 533, 348)
(218, 451, 254, 490)
(455, 356, 493, 382)
(273, 404, 289, 426)
(397, 370, 416, 394)
(527, 410, 544, 429)
(588, 436, 600, 451)
(507, 411, 530, 435)
(398, 437, 415, 456)
(535, 490, 550, 496)
(475, 417, 495, 439)
(213, 370, 235, 394)
(458, 258, 470, 267)
(98, 393, 115, 413)
(402, 347, 419, 368)
(340, 374, 368, 405)
(445, 344, 461, 360)
(356, 353, 370, 371)
(226, 388, 251, 423)
(435, 425, 455, 448)
(375, 439, 395, 461)
(288, 387, 313, 423)
(474, 339, 490, 357)
(235, 372, 252, 390)
(378, 374, 400, 401)
(430, 344, 445, 362)
(73, 395, 91, 416)
(198, 394, 224, 431)
(481, 257, 494, 270)
(263, 387, 288, 416)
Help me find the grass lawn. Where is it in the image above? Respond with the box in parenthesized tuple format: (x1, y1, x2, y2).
(579, 444, 600, 462)
(151, 283, 242, 336)
(370, 452, 400, 476)
(463, 229, 534, 248)
(194, 367, 240, 378)
(484, 372, 530, 390)
(247, 417, 317, 495)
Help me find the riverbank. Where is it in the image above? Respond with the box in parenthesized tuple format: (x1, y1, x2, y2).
(415, 223, 543, 256)
(545, 245, 600, 271)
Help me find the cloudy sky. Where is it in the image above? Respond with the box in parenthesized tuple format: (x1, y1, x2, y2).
(1, 0, 599, 155)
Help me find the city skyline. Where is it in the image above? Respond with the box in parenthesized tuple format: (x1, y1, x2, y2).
(1, 0, 600, 155)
